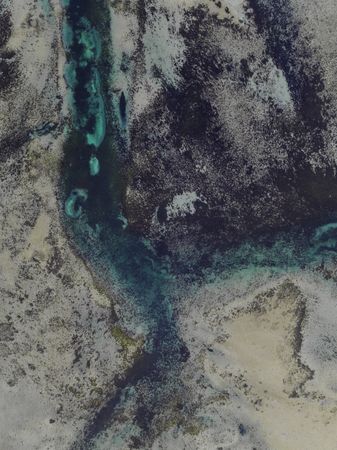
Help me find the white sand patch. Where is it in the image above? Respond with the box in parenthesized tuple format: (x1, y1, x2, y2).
(295, 273, 337, 399)
(143, 6, 186, 87)
(0, 249, 17, 289)
(8, 0, 55, 94)
(0, 379, 77, 450)
(166, 191, 204, 219)
(22, 212, 51, 263)
(249, 62, 294, 109)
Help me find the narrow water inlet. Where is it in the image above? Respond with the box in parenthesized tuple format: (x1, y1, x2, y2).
(60, 1, 190, 446)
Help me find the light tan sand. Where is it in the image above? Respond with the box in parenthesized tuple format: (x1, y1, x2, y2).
(208, 282, 337, 450)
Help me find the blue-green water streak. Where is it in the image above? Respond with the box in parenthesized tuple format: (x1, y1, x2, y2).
(61, 1, 189, 446)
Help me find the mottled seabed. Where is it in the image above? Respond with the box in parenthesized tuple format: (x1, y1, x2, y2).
(2, 1, 337, 449)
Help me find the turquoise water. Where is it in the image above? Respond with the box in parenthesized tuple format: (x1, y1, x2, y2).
(89, 155, 100, 176)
